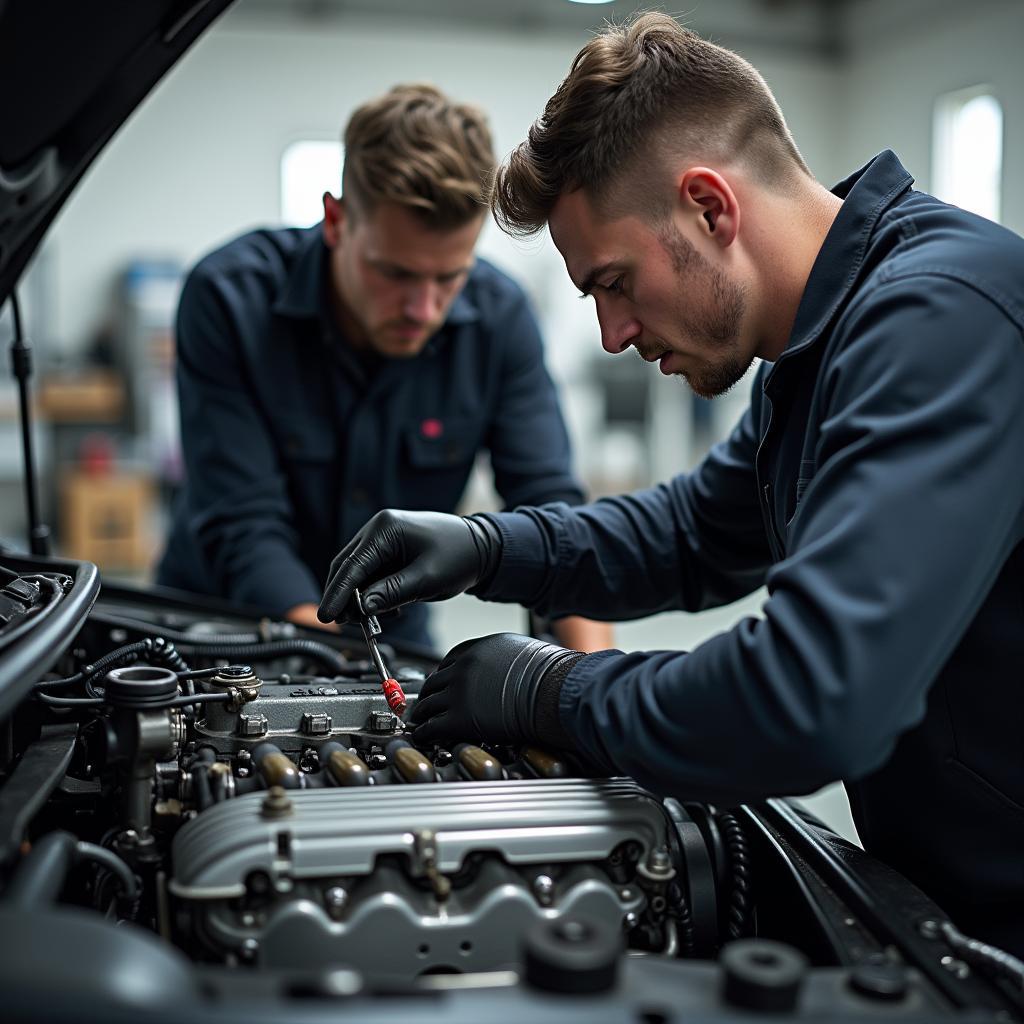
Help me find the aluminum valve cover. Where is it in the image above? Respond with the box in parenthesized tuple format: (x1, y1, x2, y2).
(170, 777, 668, 900)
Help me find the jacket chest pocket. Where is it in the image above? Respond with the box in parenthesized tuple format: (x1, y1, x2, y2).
(786, 460, 818, 527)
(782, 460, 815, 532)
(403, 416, 479, 470)
(401, 416, 480, 512)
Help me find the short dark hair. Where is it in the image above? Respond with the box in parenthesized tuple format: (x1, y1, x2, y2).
(491, 12, 811, 236)
(343, 83, 495, 230)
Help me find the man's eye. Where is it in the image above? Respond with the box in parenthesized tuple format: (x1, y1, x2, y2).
(605, 276, 625, 295)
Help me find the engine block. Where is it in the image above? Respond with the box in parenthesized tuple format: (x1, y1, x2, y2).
(170, 777, 673, 981)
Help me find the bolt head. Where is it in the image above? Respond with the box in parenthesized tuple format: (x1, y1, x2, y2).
(324, 886, 348, 917)
(623, 912, 639, 929)
(940, 955, 970, 980)
(260, 785, 293, 819)
(532, 874, 555, 904)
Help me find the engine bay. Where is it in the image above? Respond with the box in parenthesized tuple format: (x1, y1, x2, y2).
(1, 554, 1021, 1022)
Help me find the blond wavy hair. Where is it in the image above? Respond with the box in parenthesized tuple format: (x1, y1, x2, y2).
(343, 83, 495, 229)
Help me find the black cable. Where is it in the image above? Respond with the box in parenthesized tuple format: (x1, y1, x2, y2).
(34, 692, 105, 707)
(717, 811, 753, 941)
(164, 691, 231, 709)
(74, 840, 139, 904)
(174, 638, 348, 675)
(667, 880, 697, 957)
(37, 637, 192, 696)
(89, 609, 260, 645)
(148, 636, 190, 674)
(35, 639, 152, 690)
(88, 610, 350, 675)
(36, 688, 230, 710)
(174, 667, 226, 681)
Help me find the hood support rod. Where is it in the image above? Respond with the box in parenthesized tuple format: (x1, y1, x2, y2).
(8, 291, 50, 556)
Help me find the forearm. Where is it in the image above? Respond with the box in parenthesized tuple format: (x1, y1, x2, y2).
(284, 602, 338, 632)
(551, 616, 613, 653)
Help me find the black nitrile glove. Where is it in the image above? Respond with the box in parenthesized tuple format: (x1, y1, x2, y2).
(407, 632, 585, 747)
(317, 510, 500, 623)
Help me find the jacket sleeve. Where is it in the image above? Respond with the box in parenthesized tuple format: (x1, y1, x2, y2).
(483, 285, 586, 509)
(553, 279, 1024, 804)
(174, 266, 321, 615)
(475, 369, 772, 619)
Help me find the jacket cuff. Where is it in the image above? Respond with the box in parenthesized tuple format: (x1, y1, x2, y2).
(532, 651, 587, 748)
(468, 511, 549, 605)
(555, 650, 623, 775)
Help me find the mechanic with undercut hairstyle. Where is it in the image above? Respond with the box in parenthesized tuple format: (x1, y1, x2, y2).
(319, 17, 1024, 955)
(158, 84, 610, 653)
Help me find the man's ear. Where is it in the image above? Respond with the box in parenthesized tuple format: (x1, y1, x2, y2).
(677, 168, 739, 248)
(322, 192, 346, 247)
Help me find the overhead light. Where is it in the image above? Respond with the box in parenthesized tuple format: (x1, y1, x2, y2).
(567, 1, 616, 5)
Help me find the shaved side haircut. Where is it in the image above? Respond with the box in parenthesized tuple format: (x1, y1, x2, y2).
(491, 12, 811, 236)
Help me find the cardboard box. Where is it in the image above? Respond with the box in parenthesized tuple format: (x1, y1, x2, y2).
(60, 471, 155, 572)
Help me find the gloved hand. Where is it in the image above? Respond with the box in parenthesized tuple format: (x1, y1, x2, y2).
(317, 509, 500, 623)
(407, 632, 585, 747)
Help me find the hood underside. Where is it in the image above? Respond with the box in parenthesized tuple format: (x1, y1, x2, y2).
(0, 0, 234, 305)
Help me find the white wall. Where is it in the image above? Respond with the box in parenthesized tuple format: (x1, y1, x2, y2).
(836, 0, 1024, 234)
(44, 7, 839, 366)
(40, 0, 1024, 365)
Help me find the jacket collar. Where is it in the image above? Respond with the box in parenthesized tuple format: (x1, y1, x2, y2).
(779, 150, 914, 364)
(271, 221, 481, 330)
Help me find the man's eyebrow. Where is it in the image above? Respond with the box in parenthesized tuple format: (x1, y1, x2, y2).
(577, 261, 618, 297)
(369, 258, 472, 279)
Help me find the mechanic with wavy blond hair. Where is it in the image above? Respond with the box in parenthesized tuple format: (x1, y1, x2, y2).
(159, 84, 609, 654)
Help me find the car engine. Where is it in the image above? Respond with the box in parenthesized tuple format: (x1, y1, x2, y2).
(26, 602, 711, 984)
(1, 555, 1022, 1022)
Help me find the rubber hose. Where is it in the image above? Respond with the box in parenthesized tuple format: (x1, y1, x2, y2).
(5, 832, 138, 907)
(174, 638, 348, 675)
(89, 610, 260, 645)
(940, 921, 1024, 992)
(87, 612, 348, 675)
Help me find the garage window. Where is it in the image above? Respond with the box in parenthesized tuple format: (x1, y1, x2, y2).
(932, 87, 1002, 223)
(281, 140, 343, 227)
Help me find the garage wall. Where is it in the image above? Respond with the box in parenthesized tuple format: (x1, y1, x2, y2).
(37, 0, 1024, 357)
(835, 0, 1024, 234)
(42, 8, 838, 361)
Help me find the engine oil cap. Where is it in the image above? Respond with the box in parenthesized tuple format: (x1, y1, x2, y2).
(524, 916, 621, 994)
(721, 939, 808, 1012)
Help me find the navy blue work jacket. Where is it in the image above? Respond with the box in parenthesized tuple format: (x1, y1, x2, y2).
(158, 225, 583, 644)
(478, 153, 1024, 953)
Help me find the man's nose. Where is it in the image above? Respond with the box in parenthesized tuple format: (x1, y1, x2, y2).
(597, 304, 642, 355)
(403, 281, 441, 322)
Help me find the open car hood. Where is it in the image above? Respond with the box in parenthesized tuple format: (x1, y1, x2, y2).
(0, 0, 234, 305)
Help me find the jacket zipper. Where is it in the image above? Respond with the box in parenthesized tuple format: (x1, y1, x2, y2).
(762, 482, 785, 560)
